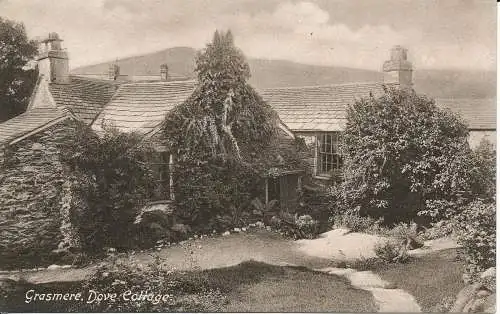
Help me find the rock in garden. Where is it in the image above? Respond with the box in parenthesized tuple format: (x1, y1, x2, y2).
(402, 236, 424, 250)
(481, 267, 495, 279)
(233, 227, 241, 232)
(476, 289, 492, 298)
(222, 231, 230, 236)
(242, 227, 247, 232)
(47, 264, 62, 270)
(255, 221, 265, 228)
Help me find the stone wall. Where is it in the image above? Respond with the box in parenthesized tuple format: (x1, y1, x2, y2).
(0, 120, 77, 269)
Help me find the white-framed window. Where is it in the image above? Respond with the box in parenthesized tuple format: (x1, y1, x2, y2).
(316, 132, 342, 177)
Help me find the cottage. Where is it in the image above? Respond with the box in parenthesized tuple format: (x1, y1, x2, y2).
(261, 46, 496, 181)
(0, 33, 495, 266)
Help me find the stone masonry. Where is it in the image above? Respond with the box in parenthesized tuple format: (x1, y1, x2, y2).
(0, 120, 77, 269)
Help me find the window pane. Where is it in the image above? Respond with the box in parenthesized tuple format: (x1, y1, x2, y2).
(316, 132, 344, 175)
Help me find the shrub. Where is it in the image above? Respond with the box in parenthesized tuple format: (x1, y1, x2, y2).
(341, 88, 478, 224)
(73, 255, 226, 312)
(172, 159, 259, 232)
(59, 124, 155, 253)
(385, 221, 418, 240)
(419, 220, 453, 241)
(472, 138, 496, 201)
(330, 212, 384, 234)
(374, 240, 409, 263)
(343, 256, 385, 271)
(270, 213, 320, 240)
(451, 200, 495, 281)
(295, 214, 320, 238)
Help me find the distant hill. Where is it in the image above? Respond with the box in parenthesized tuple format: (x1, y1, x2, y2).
(72, 47, 496, 99)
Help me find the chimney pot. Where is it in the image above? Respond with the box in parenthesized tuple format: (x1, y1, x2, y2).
(383, 45, 413, 89)
(160, 63, 168, 81)
(36, 32, 69, 84)
(108, 64, 120, 81)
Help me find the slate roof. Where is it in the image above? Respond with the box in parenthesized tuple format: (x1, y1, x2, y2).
(0, 107, 66, 144)
(92, 80, 197, 135)
(260, 82, 398, 131)
(436, 98, 496, 130)
(49, 76, 120, 124)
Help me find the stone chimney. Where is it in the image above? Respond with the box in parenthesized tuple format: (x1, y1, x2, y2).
(108, 63, 120, 81)
(36, 32, 69, 84)
(382, 45, 413, 89)
(160, 64, 168, 81)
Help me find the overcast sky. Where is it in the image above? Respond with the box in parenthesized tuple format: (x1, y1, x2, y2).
(0, 0, 496, 70)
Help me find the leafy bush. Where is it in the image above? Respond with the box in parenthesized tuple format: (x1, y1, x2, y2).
(385, 221, 418, 240)
(419, 220, 453, 241)
(59, 124, 155, 253)
(295, 214, 320, 238)
(472, 138, 496, 201)
(374, 240, 409, 263)
(343, 256, 385, 271)
(341, 88, 479, 224)
(330, 212, 384, 234)
(73, 255, 226, 312)
(451, 200, 495, 281)
(172, 159, 260, 232)
(270, 213, 320, 239)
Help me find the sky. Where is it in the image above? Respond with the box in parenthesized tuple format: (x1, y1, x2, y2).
(0, 0, 496, 70)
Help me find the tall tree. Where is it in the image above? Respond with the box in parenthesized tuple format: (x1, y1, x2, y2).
(164, 30, 278, 162)
(162, 30, 305, 229)
(0, 17, 38, 122)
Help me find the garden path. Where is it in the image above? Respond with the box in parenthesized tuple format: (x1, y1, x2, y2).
(1, 229, 457, 312)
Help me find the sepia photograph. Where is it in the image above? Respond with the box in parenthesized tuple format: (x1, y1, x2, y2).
(0, 0, 496, 312)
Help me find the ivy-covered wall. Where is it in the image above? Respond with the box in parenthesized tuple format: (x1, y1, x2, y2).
(0, 119, 77, 269)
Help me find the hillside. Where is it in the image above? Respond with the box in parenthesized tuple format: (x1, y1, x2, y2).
(72, 47, 496, 99)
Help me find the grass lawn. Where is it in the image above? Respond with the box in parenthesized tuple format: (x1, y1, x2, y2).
(2, 260, 377, 312)
(372, 248, 465, 312)
(202, 261, 378, 312)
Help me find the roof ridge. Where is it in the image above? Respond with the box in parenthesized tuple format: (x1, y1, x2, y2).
(261, 81, 398, 91)
(119, 79, 197, 87)
(68, 75, 123, 85)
